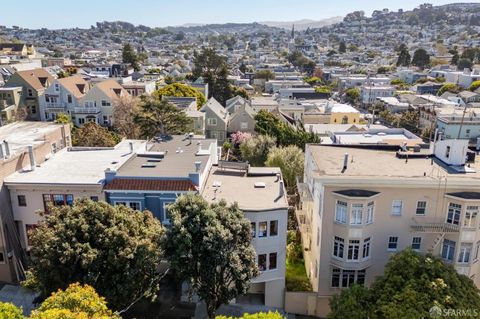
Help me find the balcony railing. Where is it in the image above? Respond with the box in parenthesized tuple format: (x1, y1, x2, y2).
(411, 217, 460, 233)
(45, 103, 67, 111)
(74, 107, 101, 114)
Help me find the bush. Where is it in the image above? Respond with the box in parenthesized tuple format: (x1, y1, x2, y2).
(216, 311, 285, 319)
(0, 302, 24, 319)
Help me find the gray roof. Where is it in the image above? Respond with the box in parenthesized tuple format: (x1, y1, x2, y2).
(201, 97, 229, 122)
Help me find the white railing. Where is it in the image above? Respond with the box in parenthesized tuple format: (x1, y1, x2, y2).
(74, 107, 101, 114)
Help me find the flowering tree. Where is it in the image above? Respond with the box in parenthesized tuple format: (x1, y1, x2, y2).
(231, 131, 252, 146)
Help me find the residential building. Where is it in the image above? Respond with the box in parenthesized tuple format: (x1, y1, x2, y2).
(202, 166, 288, 308)
(298, 139, 480, 317)
(201, 98, 229, 144)
(228, 103, 256, 134)
(0, 87, 23, 124)
(360, 86, 395, 106)
(4, 69, 54, 120)
(0, 122, 71, 283)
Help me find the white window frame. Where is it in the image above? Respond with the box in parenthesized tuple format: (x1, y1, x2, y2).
(416, 201, 427, 215)
(387, 236, 398, 251)
(207, 118, 217, 126)
(114, 201, 141, 211)
(441, 239, 456, 261)
(464, 206, 478, 228)
(447, 203, 461, 225)
(411, 237, 422, 251)
(458, 244, 472, 264)
(366, 201, 374, 224)
(350, 204, 363, 225)
(391, 200, 403, 216)
(362, 237, 371, 260)
(347, 240, 360, 261)
(333, 236, 344, 259)
(335, 201, 347, 224)
(162, 201, 174, 225)
(240, 122, 248, 130)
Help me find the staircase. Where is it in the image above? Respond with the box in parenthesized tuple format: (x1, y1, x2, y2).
(428, 233, 445, 253)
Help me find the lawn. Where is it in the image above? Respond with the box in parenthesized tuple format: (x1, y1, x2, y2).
(286, 258, 312, 292)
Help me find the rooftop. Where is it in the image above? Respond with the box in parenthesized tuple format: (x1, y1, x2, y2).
(307, 145, 480, 183)
(115, 135, 216, 178)
(0, 122, 66, 157)
(202, 167, 288, 211)
(5, 140, 145, 185)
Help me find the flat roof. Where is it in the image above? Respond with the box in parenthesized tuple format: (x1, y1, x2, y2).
(115, 135, 216, 178)
(5, 140, 145, 185)
(202, 167, 288, 211)
(0, 122, 65, 157)
(308, 145, 480, 181)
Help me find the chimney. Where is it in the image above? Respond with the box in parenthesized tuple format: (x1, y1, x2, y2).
(4, 141, 10, 158)
(343, 153, 349, 170)
(28, 145, 36, 171)
(129, 142, 134, 154)
(275, 173, 281, 182)
(194, 161, 201, 172)
(279, 180, 285, 198)
(104, 168, 116, 183)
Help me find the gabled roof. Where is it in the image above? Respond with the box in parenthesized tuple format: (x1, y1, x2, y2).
(201, 97, 229, 122)
(57, 75, 89, 99)
(8, 68, 54, 91)
(230, 103, 256, 122)
(92, 79, 129, 100)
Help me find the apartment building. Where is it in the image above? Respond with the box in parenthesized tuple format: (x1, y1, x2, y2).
(298, 139, 480, 317)
(4, 140, 144, 250)
(360, 85, 395, 106)
(202, 166, 288, 308)
(0, 121, 71, 283)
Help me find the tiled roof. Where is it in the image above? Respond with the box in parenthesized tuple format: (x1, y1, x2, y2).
(104, 179, 197, 191)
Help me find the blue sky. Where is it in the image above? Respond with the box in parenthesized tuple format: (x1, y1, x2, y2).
(2, 0, 478, 29)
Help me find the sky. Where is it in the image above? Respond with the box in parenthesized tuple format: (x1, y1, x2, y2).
(2, 0, 479, 29)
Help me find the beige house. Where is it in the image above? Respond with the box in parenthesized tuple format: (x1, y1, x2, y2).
(298, 139, 480, 317)
(0, 122, 71, 282)
(0, 87, 23, 124)
(4, 69, 54, 121)
(79, 79, 130, 126)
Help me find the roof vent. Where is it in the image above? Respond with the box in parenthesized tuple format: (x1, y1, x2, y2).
(254, 182, 266, 188)
(377, 132, 387, 136)
(141, 163, 156, 168)
(213, 181, 222, 187)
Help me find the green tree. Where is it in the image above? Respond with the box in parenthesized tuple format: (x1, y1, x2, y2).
(469, 80, 480, 92)
(304, 76, 322, 86)
(72, 122, 119, 147)
(345, 88, 360, 104)
(396, 44, 411, 67)
(239, 134, 276, 166)
(339, 41, 347, 54)
(216, 312, 284, 319)
(399, 110, 420, 132)
(122, 43, 140, 71)
(438, 83, 461, 96)
(265, 145, 304, 194)
(449, 47, 459, 65)
(27, 199, 165, 311)
(30, 283, 119, 319)
(112, 96, 141, 139)
(457, 58, 473, 71)
(134, 96, 192, 138)
(0, 302, 24, 319)
(231, 86, 249, 99)
(411, 48, 431, 69)
(328, 249, 480, 318)
(164, 195, 258, 318)
(54, 113, 73, 127)
(153, 83, 206, 107)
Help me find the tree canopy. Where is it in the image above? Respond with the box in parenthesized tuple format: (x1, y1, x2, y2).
(345, 88, 360, 104)
(164, 194, 258, 318)
(0, 302, 24, 319)
(396, 44, 411, 67)
(27, 199, 165, 311)
(122, 43, 141, 71)
(438, 83, 461, 96)
(153, 83, 206, 107)
(254, 110, 319, 150)
(30, 283, 119, 319)
(72, 122, 120, 147)
(133, 96, 192, 138)
(328, 249, 480, 319)
(469, 80, 480, 92)
(216, 312, 285, 319)
(255, 70, 275, 81)
(239, 134, 276, 166)
(265, 145, 304, 194)
(411, 48, 431, 69)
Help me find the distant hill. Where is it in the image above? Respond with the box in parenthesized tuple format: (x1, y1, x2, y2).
(166, 22, 281, 34)
(260, 17, 343, 30)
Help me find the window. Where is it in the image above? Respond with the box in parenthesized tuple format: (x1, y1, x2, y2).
(251, 222, 256, 238)
(207, 118, 217, 126)
(331, 268, 341, 287)
(416, 201, 427, 215)
(335, 201, 347, 224)
(412, 237, 422, 250)
(258, 254, 267, 271)
(442, 239, 456, 261)
(475, 241, 480, 261)
(357, 269, 366, 286)
(163, 202, 173, 224)
(129, 202, 141, 210)
(316, 227, 320, 246)
(78, 118, 85, 125)
(17, 195, 26, 207)
(366, 202, 374, 224)
(342, 270, 356, 287)
(240, 122, 248, 130)
(269, 253, 277, 270)
(43, 194, 74, 212)
(362, 238, 371, 259)
(269, 220, 278, 236)
(26, 224, 37, 246)
(54, 84, 59, 91)
(347, 240, 360, 261)
(101, 100, 110, 106)
(388, 236, 398, 251)
(447, 203, 461, 225)
(464, 206, 478, 228)
(350, 204, 363, 225)
(391, 200, 403, 215)
(333, 236, 344, 259)
(0, 251, 4, 264)
(258, 222, 267, 237)
(458, 244, 472, 263)
(90, 196, 99, 202)
(67, 95, 72, 103)
(27, 89, 33, 97)
(446, 146, 451, 158)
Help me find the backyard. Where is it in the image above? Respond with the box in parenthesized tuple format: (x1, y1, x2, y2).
(285, 231, 312, 292)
